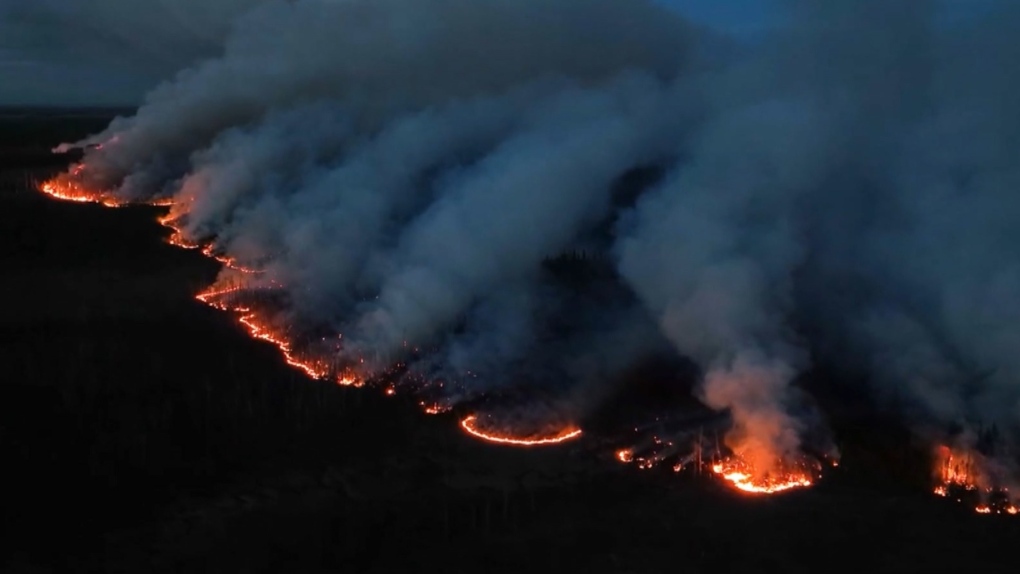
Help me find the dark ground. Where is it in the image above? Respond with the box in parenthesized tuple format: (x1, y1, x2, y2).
(1, 110, 1019, 574)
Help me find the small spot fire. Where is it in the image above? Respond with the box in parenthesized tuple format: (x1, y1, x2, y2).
(613, 433, 828, 495)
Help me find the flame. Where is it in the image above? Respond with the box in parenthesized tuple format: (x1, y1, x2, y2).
(195, 283, 330, 380)
(39, 165, 166, 209)
(419, 401, 450, 415)
(459, 415, 582, 447)
(935, 445, 981, 491)
(39, 170, 123, 208)
(933, 444, 1020, 515)
(39, 163, 489, 441)
(200, 244, 261, 274)
(337, 374, 365, 388)
(711, 456, 815, 494)
(157, 212, 202, 250)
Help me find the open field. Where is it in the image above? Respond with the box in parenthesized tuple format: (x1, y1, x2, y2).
(2, 111, 1019, 573)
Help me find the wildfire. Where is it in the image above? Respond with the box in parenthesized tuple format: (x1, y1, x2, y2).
(156, 212, 202, 250)
(36, 160, 830, 468)
(201, 244, 261, 274)
(39, 163, 473, 437)
(39, 169, 123, 208)
(459, 415, 582, 447)
(195, 283, 331, 380)
(337, 374, 365, 388)
(420, 401, 451, 415)
(711, 456, 815, 495)
(933, 445, 1020, 515)
(39, 165, 166, 209)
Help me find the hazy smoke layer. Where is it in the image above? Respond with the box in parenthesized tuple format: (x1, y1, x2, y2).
(53, 0, 1020, 476)
(0, 0, 268, 105)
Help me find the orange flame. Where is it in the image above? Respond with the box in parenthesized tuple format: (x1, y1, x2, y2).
(39, 165, 167, 209)
(933, 444, 1019, 515)
(39, 171, 123, 208)
(157, 212, 202, 250)
(200, 244, 261, 274)
(420, 401, 450, 415)
(459, 415, 582, 447)
(711, 456, 815, 494)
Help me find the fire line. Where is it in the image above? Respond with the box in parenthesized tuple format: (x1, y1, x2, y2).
(460, 415, 582, 447)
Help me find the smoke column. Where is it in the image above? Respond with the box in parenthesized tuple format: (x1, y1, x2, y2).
(45, 0, 1020, 487)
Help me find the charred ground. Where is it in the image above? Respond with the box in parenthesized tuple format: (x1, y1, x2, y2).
(1, 111, 1018, 573)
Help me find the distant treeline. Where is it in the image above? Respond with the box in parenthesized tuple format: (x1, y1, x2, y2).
(0, 111, 119, 172)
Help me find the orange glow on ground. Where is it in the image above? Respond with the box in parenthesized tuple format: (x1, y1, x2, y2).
(459, 415, 582, 447)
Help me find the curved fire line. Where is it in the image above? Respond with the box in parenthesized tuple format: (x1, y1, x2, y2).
(460, 415, 583, 447)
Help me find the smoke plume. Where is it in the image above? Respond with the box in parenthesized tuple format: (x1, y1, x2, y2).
(49, 0, 1020, 482)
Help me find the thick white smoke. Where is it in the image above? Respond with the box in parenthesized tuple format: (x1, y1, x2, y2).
(48, 0, 1020, 480)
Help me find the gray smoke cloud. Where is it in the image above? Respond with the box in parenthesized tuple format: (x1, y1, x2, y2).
(48, 0, 1020, 482)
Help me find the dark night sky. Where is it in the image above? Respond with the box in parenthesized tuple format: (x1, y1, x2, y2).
(0, 0, 999, 106)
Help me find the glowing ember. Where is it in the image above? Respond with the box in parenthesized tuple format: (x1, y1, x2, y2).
(337, 375, 365, 388)
(419, 402, 450, 415)
(711, 456, 815, 494)
(459, 415, 582, 447)
(616, 449, 633, 463)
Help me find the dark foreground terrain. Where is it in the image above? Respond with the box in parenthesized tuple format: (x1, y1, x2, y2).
(2, 111, 1019, 573)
